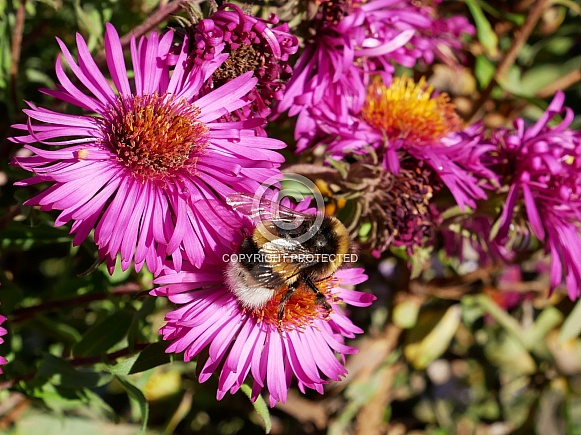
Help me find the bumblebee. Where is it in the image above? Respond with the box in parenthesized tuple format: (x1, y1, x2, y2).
(225, 193, 352, 321)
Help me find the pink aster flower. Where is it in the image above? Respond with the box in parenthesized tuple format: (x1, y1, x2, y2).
(0, 307, 7, 374)
(320, 76, 494, 209)
(190, 3, 299, 118)
(273, 0, 474, 130)
(152, 202, 375, 406)
(10, 23, 285, 274)
(489, 91, 581, 299)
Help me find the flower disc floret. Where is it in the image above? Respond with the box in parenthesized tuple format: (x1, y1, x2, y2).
(362, 76, 462, 146)
(102, 94, 209, 182)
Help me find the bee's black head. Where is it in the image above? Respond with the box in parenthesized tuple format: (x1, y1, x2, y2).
(306, 217, 338, 256)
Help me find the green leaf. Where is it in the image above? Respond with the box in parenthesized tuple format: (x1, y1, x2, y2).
(523, 307, 562, 349)
(129, 341, 172, 374)
(107, 341, 171, 376)
(74, 0, 104, 51)
(127, 297, 158, 346)
(466, 0, 498, 56)
(393, 298, 421, 329)
(484, 333, 536, 374)
(404, 305, 462, 369)
(280, 177, 317, 201)
(38, 354, 111, 389)
(475, 55, 496, 89)
(241, 384, 272, 433)
(107, 354, 141, 377)
(326, 156, 350, 179)
(73, 310, 134, 357)
(476, 0, 525, 25)
(35, 315, 82, 344)
(1, 221, 72, 250)
(560, 299, 581, 343)
(358, 222, 372, 240)
(26, 384, 115, 419)
(475, 295, 528, 347)
(116, 375, 149, 435)
(517, 56, 581, 97)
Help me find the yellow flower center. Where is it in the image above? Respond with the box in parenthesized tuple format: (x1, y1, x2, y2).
(102, 93, 210, 182)
(362, 76, 461, 146)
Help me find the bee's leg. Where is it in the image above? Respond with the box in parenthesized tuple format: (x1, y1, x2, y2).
(305, 277, 332, 314)
(277, 284, 297, 324)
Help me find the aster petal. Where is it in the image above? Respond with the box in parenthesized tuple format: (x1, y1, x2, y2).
(319, 322, 358, 355)
(250, 328, 268, 390)
(104, 23, 131, 96)
(266, 333, 288, 403)
(166, 36, 191, 95)
(184, 305, 236, 360)
(329, 310, 363, 337)
(335, 289, 376, 307)
(302, 326, 346, 380)
(74, 32, 117, 105)
(523, 184, 545, 240)
(134, 186, 155, 265)
(94, 176, 131, 248)
(23, 107, 97, 129)
(526, 91, 565, 139)
(120, 182, 148, 268)
(284, 329, 322, 384)
(207, 313, 242, 365)
(71, 171, 122, 220)
(196, 72, 258, 121)
(224, 316, 255, 372)
(129, 35, 142, 95)
(54, 41, 105, 112)
(140, 32, 161, 94)
(496, 183, 520, 240)
(357, 29, 415, 56)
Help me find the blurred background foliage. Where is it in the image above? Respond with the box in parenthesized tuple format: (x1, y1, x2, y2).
(1, 0, 581, 434)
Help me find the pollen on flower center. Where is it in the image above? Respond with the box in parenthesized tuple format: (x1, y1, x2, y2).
(101, 94, 210, 181)
(251, 277, 337, 330)
(362, 76, 462, 146)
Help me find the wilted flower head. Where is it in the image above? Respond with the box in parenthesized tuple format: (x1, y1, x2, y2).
(286, 158, 441, 257)
(152, 202, 375, 405)
(321, 75, 494, 210)
(10, 23, 285, 274)
(190, 3, 299, 118)
(489, 91, 581, 299)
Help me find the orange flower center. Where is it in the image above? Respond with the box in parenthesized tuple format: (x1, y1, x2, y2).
(102, 93, 210, 182)
(362, 76, 461, 146)
(250, 276, 339, 331)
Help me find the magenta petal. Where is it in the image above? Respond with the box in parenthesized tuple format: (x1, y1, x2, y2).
(266, 333, 287, 403)
(523, 184, 545, 240)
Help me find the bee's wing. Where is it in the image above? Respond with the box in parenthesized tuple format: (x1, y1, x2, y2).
(259, 238, 320, 280)
(226, 193, 311, 224)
